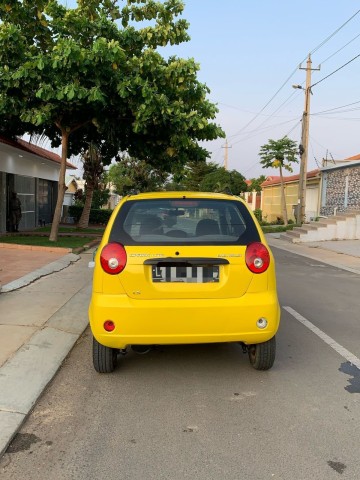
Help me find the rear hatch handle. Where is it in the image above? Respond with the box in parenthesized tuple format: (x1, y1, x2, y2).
(144, 257, 229, 266)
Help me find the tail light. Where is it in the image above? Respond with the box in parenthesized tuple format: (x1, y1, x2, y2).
(245, 242, 270, 273)
(100, 242, 127, 274)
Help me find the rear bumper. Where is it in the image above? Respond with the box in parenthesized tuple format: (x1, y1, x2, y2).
(89, 292, 280, 349)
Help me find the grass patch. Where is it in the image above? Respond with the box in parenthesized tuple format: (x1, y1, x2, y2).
(262, 224, 297, 234)
(0, 235, 96, 249)
(35, 226, 104, 234)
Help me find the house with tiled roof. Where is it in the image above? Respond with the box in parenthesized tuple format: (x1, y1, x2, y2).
(261, 169, 321, 222)
(0, 136, 76, 233)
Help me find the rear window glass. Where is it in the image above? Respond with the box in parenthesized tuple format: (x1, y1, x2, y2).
(109, 198, 260, 245)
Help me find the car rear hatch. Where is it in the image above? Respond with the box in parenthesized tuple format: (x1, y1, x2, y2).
(105, 195, 262, 300)
(117, 245, 253, 299)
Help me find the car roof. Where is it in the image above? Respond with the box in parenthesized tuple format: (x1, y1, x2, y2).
(122, 191, 245, 202)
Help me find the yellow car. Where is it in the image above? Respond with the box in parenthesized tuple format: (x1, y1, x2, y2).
(89, 192, 280, 373)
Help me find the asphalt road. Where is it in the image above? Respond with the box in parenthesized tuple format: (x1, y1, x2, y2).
(1, 248, 360, 480)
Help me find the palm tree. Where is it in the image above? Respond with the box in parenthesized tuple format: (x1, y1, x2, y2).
(259, 136, 299, 225)
(77, 143, 103, 229)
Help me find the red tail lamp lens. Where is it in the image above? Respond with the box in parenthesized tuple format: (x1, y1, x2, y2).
(245, 242, 270, 273)
(104, 320, 115, 332)
(100, 242, 127, 274)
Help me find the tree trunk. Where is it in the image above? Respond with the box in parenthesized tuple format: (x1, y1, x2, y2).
(279, 165, 288, 226)
(78, 184, 94, 229)
(49, 129, 69, 242)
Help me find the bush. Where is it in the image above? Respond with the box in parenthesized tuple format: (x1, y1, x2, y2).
(262, 224, 295, 234)
(253, 208, 262, 222)
(89, 208, 113, 225)
(272, 216, 284, 225)
(68, 205, 113, 225)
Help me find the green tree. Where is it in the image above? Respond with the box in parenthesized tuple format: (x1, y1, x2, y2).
(78, 143, 105, 229)
(0, 0, 224, 241)
(259, 136, 298, 225)
(108, 157, 169, 196)
(200, 167, 247, 195)
(91, 183, 110, 210)
(181, 160, 218, 191)
(247, 175, 267, 193)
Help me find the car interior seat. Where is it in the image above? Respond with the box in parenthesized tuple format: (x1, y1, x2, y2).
(195, 218, 220, 236)
(139, 215, 163, 235)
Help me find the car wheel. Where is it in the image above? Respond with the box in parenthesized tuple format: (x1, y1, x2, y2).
(248, 336, 276, 371)
(93, 336, 118, 373)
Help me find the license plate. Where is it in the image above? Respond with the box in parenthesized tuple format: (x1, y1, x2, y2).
(152, 265, 219, 283)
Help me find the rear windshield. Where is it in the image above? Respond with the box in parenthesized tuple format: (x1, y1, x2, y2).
(109, 198, 260, 246)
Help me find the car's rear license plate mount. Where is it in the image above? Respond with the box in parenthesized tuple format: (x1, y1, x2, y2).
(152, 265, 219, 283)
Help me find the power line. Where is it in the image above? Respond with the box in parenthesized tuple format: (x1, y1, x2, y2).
(229, 90, 302, 141)
(314, 115, 360, 121)
(218, 102, 297, 119)
(232, 119, 301, 176)
(230, 9, 360, 139)
(284, 119, 302, 137)
(311, 53, 360, 88)
(314, 108, 360, 116)
(228, 67, 299, 139)
(312, 100, 360, 115)
(231, 117, 300, 147)
(310, 9, 360, 55)
(319, 32, 360, 65)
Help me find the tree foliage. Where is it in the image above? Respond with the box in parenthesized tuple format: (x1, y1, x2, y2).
(247, 175, 267, 192)
(259, 136, 298, 172)
(200, 167, 247, 195)
(180, 160, 218, 191)
(107, 156, 169, 196)
(0, 0, 224, 240)
(259, 136, 299, 224)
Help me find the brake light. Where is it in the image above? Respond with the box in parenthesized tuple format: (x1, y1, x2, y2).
(245, 242, 270, 273)
(100, 242, 127, 274)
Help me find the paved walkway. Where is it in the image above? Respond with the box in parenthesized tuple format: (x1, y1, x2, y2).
(0, 243, 72, 289)
(0, 236, 359, 457)
(266, 235, 360, 274)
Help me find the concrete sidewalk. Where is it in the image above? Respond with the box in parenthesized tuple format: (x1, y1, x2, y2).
(266, 234, 360, 275)
(0, 247, 95, 457)
(0, 237, 359, 457)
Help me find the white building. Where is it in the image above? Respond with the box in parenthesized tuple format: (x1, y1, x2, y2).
(0, 136, 76, 233)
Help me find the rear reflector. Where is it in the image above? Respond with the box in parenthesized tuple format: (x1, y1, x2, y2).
(100, 242, 127, 274)
(104, 320, 115, 332)
(245, 242, 270, 273)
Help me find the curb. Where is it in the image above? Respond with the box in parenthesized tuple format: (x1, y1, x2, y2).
(72, 238, 100, 254)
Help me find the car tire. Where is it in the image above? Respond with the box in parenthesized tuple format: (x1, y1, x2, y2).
(93, 336, 118, 373)
(248, 336, 276, 371)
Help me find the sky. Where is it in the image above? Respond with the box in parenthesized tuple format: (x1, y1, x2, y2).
(61, 1, 360, 179)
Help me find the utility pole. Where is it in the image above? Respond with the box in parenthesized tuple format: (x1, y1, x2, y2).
(294, 54, 320, 224)
(222, 139, 232, 170)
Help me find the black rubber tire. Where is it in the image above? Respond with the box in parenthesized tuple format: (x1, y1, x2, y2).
(248, 336, 276, 371)
(93, 336, 118, 373)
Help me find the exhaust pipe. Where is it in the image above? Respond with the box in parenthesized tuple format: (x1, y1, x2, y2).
(131, 345, 152, 355)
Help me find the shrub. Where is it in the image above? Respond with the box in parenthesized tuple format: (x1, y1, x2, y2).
(89, 208, 113, 225)
(68, 205, 113, 225)
(253, 208, 262, 222)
